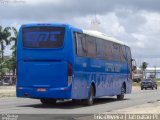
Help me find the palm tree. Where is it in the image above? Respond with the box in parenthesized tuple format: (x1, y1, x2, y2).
(10, 27, 18, 53)
(0, 26, 11, 61)
(0, 26, 11, 78)
(140, 62, 148, 79)
(9, 27, 18, 75)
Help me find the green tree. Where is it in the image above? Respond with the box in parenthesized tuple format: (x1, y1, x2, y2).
(0, 61, 7, 77)
(0, 26, 11, 78)
(0, 26, 11, 61)
(140, 62, 148, 79)
(9, 27, 18, 75)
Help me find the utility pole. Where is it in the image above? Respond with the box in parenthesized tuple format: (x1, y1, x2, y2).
(154, 66, 157, 79)
(0, 51, 2, 79)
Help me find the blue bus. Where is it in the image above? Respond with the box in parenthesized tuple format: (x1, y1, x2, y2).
(16, 23, 133, 105)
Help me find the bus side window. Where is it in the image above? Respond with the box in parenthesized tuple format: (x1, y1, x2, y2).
(86, 35, 96, 58)
(73, 32, 77, 54)
(96, 38, 104, 59)
(120, 46, 126, 62)
(126, 47, 132, 64)
(104, 41, 112, 60)
(112, 43, 121, 62)
(122, 46, 127, 61)
(126, 46, 132, 78)
(74, 33, 87, 56)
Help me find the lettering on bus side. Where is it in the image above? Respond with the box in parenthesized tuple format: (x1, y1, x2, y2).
(105, 63, 114, 72)
(105, 63, 121, 72)
(114, 64, 121, 72)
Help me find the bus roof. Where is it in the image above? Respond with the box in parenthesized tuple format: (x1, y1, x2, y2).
(20, 23, 127, 46)
(83, 30, 126, 45)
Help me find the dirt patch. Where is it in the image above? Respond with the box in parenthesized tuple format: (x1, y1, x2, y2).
(0, 86, 16, 97)
(132, 86, 140, 91)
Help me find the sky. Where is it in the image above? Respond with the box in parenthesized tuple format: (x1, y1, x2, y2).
(0, 0, 160, 67)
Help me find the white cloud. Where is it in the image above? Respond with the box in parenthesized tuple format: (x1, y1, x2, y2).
(1, 0, 160, 66)
(26, 0, 62, 5)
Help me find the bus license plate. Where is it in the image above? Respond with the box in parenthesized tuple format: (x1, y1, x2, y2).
(37, 88, 46, 92)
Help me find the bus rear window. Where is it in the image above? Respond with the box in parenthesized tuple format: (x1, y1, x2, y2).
(22, 26, 65, 48)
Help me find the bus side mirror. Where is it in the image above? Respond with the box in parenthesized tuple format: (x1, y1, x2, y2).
(131, 59, 137, 71)
(131, 58, 135, 62)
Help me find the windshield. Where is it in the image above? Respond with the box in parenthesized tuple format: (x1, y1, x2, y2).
(22, 26, 65, 48)
(143, 79, 152, 82)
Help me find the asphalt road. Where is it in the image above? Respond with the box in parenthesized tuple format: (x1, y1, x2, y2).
(0, 89, 160, 119)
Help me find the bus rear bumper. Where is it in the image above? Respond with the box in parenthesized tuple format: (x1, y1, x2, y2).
(16, 86, 72, 99)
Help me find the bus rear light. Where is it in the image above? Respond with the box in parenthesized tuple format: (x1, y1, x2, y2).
(68, 63, 72, 76)
(68, 63, 72, 85)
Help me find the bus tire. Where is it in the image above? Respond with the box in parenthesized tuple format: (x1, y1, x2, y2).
(117, 84, 125, 100)
(83, 85, 94, 106)
(155, 86, 157, 90)
(40, 99, 57, 105)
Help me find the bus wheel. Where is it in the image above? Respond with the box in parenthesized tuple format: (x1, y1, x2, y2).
(83, 85, 94, 106)
(117, 84, 125, 100)
(155, 86, 158, 90)
(40, 99, 57, 105)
